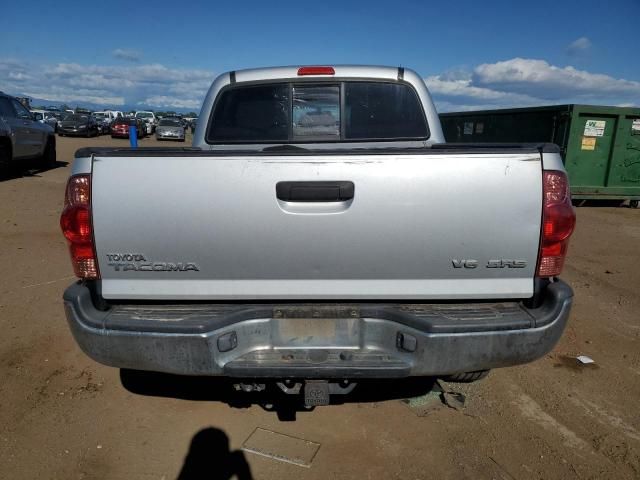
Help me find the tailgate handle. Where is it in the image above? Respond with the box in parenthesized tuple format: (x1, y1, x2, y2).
(276, 181, 354, 202)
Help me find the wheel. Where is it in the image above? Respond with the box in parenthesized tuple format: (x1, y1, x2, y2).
(441, 370, 490, 383)
(39, 138, 56, 169)
(631, 200, 639, 209)
(59, 133, 64, 137)
(0, 143, 12, 178)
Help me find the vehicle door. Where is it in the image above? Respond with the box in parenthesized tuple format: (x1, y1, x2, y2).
(10, 99, 43, 157)
(0, 97, 32, 158)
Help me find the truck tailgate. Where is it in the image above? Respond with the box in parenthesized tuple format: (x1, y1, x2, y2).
(91, 151, 542, 300)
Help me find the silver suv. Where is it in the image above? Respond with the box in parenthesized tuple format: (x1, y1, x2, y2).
(0, 92, 56, 176)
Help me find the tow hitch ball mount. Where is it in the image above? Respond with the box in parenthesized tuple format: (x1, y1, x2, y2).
(232, 379, 357, 407)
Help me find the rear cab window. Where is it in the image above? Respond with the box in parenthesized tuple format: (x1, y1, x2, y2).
(206, 80, 429, 144)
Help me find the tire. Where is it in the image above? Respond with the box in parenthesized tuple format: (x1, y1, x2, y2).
(59, 133, 64, 137)
(0, 143, 12, 179)
(441, 370, 490, 383)
(631, 200, 639, 209)
(40, 137, 56, 170)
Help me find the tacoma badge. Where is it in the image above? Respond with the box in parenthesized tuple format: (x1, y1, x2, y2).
(106, 253, 200, 272)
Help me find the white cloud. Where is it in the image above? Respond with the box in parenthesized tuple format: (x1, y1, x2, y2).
(2, 56, 638, 113)
(428, 58, 640, 111)
(0, 58, 213, 111)
(566, 37, 592, 56)
(425, 75, 539, 103)
(112, 48, 142, 62)
(23, 90, 125, 106)
(473, 58, 640, 99)
(8, 71, 31, 81)
(138, 96, 201, 109)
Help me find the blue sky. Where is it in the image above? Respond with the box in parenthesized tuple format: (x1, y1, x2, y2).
(1, 0, 638, 112)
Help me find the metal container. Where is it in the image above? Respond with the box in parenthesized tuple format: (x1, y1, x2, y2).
(440, 105, 640, 202)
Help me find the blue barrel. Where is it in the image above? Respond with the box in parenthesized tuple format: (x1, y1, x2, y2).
(129, 119, 138, 148)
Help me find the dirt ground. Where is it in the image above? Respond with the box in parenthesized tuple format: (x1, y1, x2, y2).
(1, 134, 639, 480)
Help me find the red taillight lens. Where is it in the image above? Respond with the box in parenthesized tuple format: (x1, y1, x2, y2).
(297, 66, 335, 76)
(537, 171, 575, 277)
(61, 206, 92, 243)
(60, 175, 99, 279)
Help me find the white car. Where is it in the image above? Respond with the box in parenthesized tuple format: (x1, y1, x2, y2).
(30, 109, 60, 131)
(135, 111, 157, 135)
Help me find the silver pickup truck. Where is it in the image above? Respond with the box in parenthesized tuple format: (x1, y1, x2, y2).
(61, 66, 575, 405)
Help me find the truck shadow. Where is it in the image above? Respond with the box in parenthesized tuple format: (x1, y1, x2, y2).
(120, 369, 438, 421)
(177, 427, 253, 480)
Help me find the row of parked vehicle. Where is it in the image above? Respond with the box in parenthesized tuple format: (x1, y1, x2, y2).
(30, 107, 198, 141)
(1, 90, 202, 176)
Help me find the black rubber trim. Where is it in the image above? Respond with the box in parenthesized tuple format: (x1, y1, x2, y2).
(431, 142, 561, 154)
(74, 143, 555, 159)
(229, 71, 236, 84)
(63, 280, 573, 335)
(276, 181, 354, 202)
(398, 67, 404, 81)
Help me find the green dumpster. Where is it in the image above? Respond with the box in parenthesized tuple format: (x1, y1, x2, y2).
(440, 105, 640, 203)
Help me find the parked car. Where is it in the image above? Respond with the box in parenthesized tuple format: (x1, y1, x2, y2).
(110, 116, 144, 139)
(105, 110, 124, 120)
(31, 109, 60, 131)
(135, 111, 157, 135)
(155, 118, 185, 141)
(61, 65, 575, 408)
(0, 91, 56, 175)
(58, 113, 99, 137)
(92, 112, 113, 135)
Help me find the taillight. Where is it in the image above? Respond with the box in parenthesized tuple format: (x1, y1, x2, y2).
(297, 66, 335, 76)
(60, 175, 99, 279)
(537, 171, 576, 277)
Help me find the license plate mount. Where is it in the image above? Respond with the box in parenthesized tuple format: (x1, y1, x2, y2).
(272, 306, 361, 348)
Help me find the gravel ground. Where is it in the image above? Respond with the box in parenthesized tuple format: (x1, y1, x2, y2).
(1, 134, 639, 479)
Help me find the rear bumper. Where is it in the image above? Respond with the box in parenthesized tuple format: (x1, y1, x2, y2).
(63, 281, 572, 378)
(155, 133, 184, 140)
(59, 129, 86, 136)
